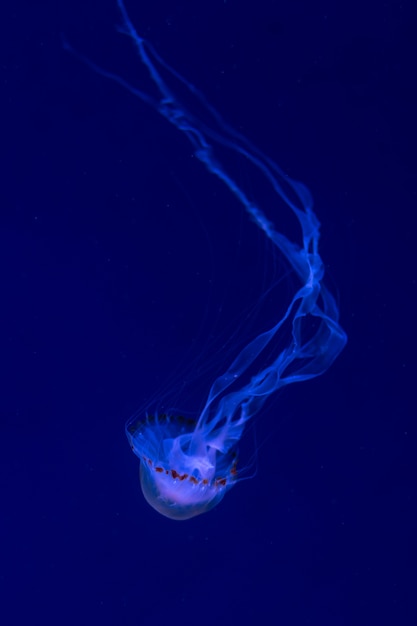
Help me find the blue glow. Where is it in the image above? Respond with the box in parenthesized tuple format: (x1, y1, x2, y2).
(67, 1, 347, 519)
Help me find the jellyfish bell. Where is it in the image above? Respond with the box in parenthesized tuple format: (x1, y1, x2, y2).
(139, 462, 228, 521)
(127, 414, 238, 520)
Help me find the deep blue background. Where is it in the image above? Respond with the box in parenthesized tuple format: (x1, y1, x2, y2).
(1, 1, 415, 625)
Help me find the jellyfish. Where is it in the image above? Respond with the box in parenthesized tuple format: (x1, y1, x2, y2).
(66, 0, 347, 520)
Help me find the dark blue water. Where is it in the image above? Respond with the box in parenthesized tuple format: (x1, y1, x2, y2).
(1, 1, 415, 625)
